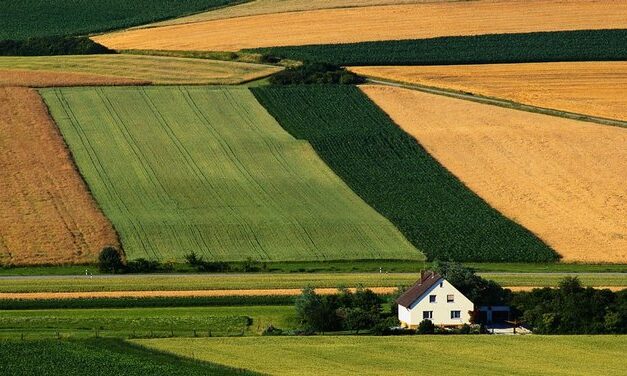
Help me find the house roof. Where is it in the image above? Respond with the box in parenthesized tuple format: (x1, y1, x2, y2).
(396, 270, 443, 308)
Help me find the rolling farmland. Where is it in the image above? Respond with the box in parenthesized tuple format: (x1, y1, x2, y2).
(42, 86, 420, 262)
(361, 85, 627, 263)
(137, 335, 627, 376)
(0, 339, 253, 376)
(93, 0, 627, 51)
(0, 0, 243, 40)
(0, 69, 147, 87)
(0, 55, 281, 86)
(351, 62, 627, 121)
(252, 85, 557, 262)
(0, 87, 118, 265)
(252, 29, 627, 66)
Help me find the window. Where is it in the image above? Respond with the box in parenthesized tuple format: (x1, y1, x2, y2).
(429, 295, 436, 303)
(423, 311, 433, 320)
(447, 294, 454, 303)
(451, 310, 461, 319)
(440, 282, 443, 288)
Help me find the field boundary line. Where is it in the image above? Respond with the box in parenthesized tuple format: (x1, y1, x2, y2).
(364, 77, 627, 129)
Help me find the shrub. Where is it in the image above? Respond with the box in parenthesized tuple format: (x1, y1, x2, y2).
(183, 251, 230, 273)
(125, 258, 161, 273)
(261, 325, 283, 336)
(98, 246, 124, 273)
(417, 319, 435, 334)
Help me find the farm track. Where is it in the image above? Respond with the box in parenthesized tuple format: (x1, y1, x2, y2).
(361, 85, 627, 263)
(354, 63, 627, 123)
(94, 0, 627, 51)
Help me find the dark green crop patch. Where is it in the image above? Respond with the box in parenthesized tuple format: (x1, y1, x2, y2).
(251, 85, 558, 263)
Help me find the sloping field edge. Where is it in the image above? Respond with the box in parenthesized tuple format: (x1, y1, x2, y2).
(251, 85, 558, 263)
(248, 29, 627, 66)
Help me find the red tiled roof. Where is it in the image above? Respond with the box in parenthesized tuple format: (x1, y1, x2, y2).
(396, 270, 442, 308)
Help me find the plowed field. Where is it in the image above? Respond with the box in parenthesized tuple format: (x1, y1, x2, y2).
(351, 62, 627, 121)
(0, 87, 119, 265)
(94, 0, 627, 51)
(361, 85, 627, 263)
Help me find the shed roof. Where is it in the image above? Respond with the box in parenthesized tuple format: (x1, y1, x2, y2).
(396, 270, 442, 308)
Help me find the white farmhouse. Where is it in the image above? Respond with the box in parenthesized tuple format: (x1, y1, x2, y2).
(397, 270, 474, 328)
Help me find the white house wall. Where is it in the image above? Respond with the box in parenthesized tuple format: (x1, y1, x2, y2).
(398, 278, 474, 327)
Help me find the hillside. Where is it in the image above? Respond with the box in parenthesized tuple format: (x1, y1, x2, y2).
(351, 62, 627, 121)
(41, 86, 420, 262)
(252, 85, 557, 262)
(361, 85, 627, 263)
(0, 87, 119, 265)
(0, 55, 281, 86)
(93, 0, 627, 51)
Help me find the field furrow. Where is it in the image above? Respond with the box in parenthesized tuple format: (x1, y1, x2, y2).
(94, 0, 627, 51)
(41, 86, 420, 262)
(350, 62, 627, 121)
(0, 87, 119, 265)
(360, 85, 627, 263)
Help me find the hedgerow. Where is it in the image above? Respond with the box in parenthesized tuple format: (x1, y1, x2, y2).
(251, 86, 558, 262)
(249, 29, 627, 66)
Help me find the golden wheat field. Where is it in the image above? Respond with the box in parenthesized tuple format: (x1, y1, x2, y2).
(0, 55, 281, 85)
(361, 85, 627, 263)
(0, 87, 119, 265)
(0, 69, 146, 87)
(351, 62, 627, 121)
(145, 0, 448, 27)
(94, 0, 627, 52)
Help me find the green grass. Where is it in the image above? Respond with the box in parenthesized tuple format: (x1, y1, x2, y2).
(1, 262, 627, 276)
(0, 338, 257, 375)
(251, 85, 557, 262)
(42, 86, 420, 262)
(0, 54, 282, 84)
(0, 0, 246, 40)
(1, 273, 625, 294)
(136, 335, 627, 376)
(249, 29, 627, 66)
(0, 306, 295, 338)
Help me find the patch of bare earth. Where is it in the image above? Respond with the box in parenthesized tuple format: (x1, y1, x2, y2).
(0, 69, 147, 87)
(360, 85, 627, 263)
(94, 0, 627, 51)
(350, 62, 627, 121)
(0, 87, 119, 265)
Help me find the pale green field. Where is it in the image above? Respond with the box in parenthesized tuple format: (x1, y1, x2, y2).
(0, 54, 280, 84)
(136, 335, 627, 376)
(42, 86, 419, 262)
(1, 273, 624, 293)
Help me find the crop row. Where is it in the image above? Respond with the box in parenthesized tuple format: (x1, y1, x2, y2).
(251, 86, 558, 262)
(249, 29, 627, 66)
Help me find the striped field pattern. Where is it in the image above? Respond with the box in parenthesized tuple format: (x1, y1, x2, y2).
(41, 86, 421, 262)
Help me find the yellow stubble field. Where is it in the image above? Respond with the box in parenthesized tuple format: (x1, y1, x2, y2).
(360, 85, 627, 263)
(350, 62, 627, 121)
(93, 0, 627, 52)
(0, 87, 119, 265)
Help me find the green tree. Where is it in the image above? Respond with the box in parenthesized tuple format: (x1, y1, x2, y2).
(98, 246, 124, 273)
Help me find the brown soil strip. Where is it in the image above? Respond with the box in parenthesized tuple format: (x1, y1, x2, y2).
(94, 0, 627, 51)
(0, 87, 120, 265)
(360, 85, 627, 263)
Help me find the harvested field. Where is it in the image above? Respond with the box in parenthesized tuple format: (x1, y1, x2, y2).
(94, 0, 627, 51)
(361, 85, 627, 263)
(0, 55, 281, 85)
(351, 62, 627, 121)
(0, 69, 146, 87)
(147, 0, 449, 27)
(0, 87, 119, 265)
(42, 86, 419, 262)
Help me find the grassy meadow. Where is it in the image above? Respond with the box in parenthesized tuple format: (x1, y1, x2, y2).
(0, 0, 244, 40)
(0, 339, 255, 376)
(0, 54, 281, 85)
(136, 335, 627, 376)
(252, 85, 557, 262)
(42, 86, 419, 262)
